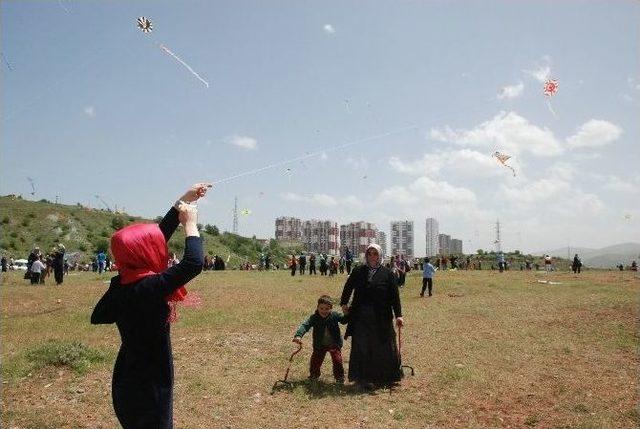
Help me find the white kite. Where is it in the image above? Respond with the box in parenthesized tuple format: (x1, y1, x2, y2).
(492, 151, 516, 177)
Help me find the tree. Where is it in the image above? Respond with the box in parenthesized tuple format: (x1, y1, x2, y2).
(204, 224, 219, 236)
(477, 249, 485, 255)
(111, 216, 126, 231)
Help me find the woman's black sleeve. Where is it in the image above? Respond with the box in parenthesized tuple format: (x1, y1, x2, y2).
(158, 206, 180, 242)
(91, 286, 118, 324)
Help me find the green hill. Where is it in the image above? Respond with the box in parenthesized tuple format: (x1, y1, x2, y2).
(0, 195, 300, 267)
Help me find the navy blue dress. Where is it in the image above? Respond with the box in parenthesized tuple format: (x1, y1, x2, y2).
(91, 207, 203, 429)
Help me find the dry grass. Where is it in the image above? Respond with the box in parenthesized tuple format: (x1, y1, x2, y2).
(1, 269, 639, 429)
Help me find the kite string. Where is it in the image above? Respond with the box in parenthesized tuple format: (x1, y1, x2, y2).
(212, 125, 418, 185)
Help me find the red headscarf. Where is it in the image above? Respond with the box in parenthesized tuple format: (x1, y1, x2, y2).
(110, 223, 193, 321)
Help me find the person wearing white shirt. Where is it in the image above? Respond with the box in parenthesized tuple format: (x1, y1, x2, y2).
(30, 258, 46, 285)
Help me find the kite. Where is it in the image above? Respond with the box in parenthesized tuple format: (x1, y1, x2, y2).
(240, 209, 252, 216)
(492, 151, 516, 177)
(137, 17, 153, 33)
(543, 79, 558, 117)
(624, 214, 632, 221)
(543, 79, 559, 96)
(136, 17, 209, 88)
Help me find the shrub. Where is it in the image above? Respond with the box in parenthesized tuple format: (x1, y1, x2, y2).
(21, 219, 29, 227)
(1, 216, 9, 224)
(93, 238, 109, 253)
(26, 340, 105, 374)
(111, 216, 126, 231)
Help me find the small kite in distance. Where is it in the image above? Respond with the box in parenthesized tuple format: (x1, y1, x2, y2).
(492, 151, 516, 177)
(137, 17, 153, 33)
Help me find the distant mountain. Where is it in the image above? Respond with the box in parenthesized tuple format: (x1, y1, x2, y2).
(536, 242, 640, 268)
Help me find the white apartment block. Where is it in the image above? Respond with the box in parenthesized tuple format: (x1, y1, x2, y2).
(390, 220, 414, 259)
(340, 221, 378, 260)
(425, 218, 439, 257)
(275, 217, 302, 241)
(301, 220, 340, 255)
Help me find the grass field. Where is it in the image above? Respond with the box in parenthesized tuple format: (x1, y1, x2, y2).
(1, 269, 639, 429)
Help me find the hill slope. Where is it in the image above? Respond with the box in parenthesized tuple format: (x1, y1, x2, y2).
(0, 196, 299, 266)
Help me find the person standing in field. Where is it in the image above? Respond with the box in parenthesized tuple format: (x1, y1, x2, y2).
(344, 247, 354, 274)
(289, 255, 297, 276)
(421, 257, 436, 297)
(91, 183, 209, 429)
(544, 254, 553, 273)
(572, 254, 582, 274)
(309, 254, 317, 275)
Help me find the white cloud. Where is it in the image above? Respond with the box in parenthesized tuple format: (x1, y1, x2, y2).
(566, 120, 622, 149)
(377, 176, 477, 206)
(601, 175, 636, 193)
(497, 82, 524, 99)
(545, 162, 576, 182)
(226, 135, 257, 150)
(280, 192, 364, 207)
(84, 106, 95, 117)
(429, 111, 563, 157)
(389, 149, 502, 179)
(323, 24, 335, 34)
(320, 152, 328, 161)
(523, 60, 551, 83)
(501, 178, 571, 204)
(345, 157, 369, 170)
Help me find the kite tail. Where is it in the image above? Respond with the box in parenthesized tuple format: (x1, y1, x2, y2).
(158, 44, 209, 88)
(546, 99, 557, 118)
(508, 166, 516, 177)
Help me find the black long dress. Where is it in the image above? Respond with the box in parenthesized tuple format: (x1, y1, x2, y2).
(91, 207, 203, 429)
(340, 264, 403, 385)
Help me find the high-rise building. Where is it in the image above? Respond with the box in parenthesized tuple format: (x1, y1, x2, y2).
(451, 238, 463, 255)
(275, 217, 302, 241)
(390, 220, 414, 259)
(438, 233, 451, 256)
(375, 231, 387, 258)
(425, 218, 439, 257)
(340, 221, 378, 260)
(301, 220, 340, 255)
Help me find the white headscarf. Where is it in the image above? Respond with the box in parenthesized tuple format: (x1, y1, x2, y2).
(365, 243, 383, 268)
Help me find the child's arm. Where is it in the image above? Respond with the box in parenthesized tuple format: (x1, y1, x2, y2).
(293, 315, 314, 341)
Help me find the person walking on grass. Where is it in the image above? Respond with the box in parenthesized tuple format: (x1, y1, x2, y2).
(293, 295, 348, 383)
(91, 183, 209, 429)
(421, 257, 436, 297)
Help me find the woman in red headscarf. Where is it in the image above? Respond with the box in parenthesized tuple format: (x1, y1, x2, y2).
(91, 183, 210, 429)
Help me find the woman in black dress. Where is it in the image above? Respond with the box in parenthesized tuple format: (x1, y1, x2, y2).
(91, 183, 209, 429)
(340, 243, 404, 388)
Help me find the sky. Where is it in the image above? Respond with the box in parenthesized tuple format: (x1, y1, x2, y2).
(1, 0, 639, 255)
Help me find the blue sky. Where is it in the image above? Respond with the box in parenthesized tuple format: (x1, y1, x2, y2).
(2, 0, 639, 254)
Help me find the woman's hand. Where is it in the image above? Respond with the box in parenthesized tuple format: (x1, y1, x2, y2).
(292, 337, 302, 344)
(177, 202, 199, 237)
(178, 183, 212, 204)
(396, 317, 404, 328)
